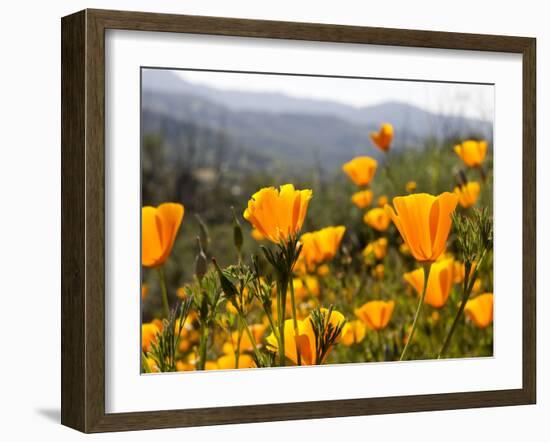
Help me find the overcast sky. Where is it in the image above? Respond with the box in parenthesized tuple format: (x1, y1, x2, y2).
(176, 70, 494, 121)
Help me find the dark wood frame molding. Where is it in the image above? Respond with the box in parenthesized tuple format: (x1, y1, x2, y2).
(61, 9, 536, 433)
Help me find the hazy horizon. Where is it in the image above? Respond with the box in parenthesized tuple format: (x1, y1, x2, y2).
(173, 70, 494, 122)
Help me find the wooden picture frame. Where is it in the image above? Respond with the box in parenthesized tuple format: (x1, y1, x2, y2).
(61, 8, 536, 433)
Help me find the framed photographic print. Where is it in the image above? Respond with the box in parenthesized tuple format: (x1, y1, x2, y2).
(61, 9, 536, 433)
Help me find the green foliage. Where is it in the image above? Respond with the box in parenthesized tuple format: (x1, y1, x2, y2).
(309, 306, 347, 365)
(148, 298, 193, 372)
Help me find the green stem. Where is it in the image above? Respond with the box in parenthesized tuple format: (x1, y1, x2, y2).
(264, 306, 279, 343)
(384, 160, 397, 192)
(157, 266, 170, 318)
(353, 267, 368, 301)
(438, 258, 483, 359)
(235, 321, 243, 369)
(238, 313, 262, 364)
(288, 278, 302, 366)
(197, 322, 209, 370)
(479, 166, 487, 182)
(438, 293, 468, 359)
(376, 330, 384, 362)
(400, 262, 431, 361)
(277, 284, 286, 366)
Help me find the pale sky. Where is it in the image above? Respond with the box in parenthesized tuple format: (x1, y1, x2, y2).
(176, 70, 494, 121)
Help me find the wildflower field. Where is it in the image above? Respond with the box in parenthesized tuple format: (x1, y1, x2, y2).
(141, 116, 494, 373)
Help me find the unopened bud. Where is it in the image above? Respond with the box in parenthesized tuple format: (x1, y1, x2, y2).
(194, 237, 208, 281)
(231, 207, 243, 253)
(212, 258, 238, 301)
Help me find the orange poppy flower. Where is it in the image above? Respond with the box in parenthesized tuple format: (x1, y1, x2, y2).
(266, 308, 345, 365)
(351, 189, 374, 208)
(341, 320, 367, 346)
(342, 156, 378, 186)
(370, 123, 394, 152)
(142, 203, 184, 267)
(465, 293, 494, 328)
(141, 320, 163, 352)
(404, 258, 454, 308)
(354, 300, 395, 330)
(454, 140, 488, 168)
(299, 226, 346, 271)
(243, 184, 312, 244)
(406, 181, 417, 193)
(454, 181, 481, 208)
(364, 207, 391, 232)
(385, 192, 458, 263)
(363, 237, 388, 263)
(377, 195, 389, 207)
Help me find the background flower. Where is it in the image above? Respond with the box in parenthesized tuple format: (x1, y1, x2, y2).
(364, 208, 391, 231)
(404, 258, 454, 308)
(299, 225, 346, 271)
(370, 123, 394, 152)
(454, 140, 488, 168)
(142, 203, 184, 267)
(377, 195, 389, 207)
(341, 320, 367, 346)
(142, 320, 163, 352)
(351, 189, 374, 208)
(406, 181, 417, 193)
(465, 293, 494, 328)
(342, 156, 378, 186)
(454, 181, 481, 208)
(363, 237, 388, 262)
(355, 300, 395, 330)
(266, 309, 345, 365)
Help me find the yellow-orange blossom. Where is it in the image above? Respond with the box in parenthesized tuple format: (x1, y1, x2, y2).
(370, 123, 394, 152)
(454, 181, 481, 208)
(404, 258, 454, 308)
(342, 156, 378, 186)
(465, 293, 494, 328)
(299, 226, 346, 271)
(454, 140, 488, 168)
(385, 193, 458, 263)
(351, 189, 373, 209)
(243, 184, 312, 244)
(142, 203, 184, 267)
(355, 300, 395, 331)
(266, 309, 345, 365)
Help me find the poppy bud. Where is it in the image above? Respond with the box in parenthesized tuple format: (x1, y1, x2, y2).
(194, 237, 208, 282)
(231, 207, 243, 253)
(212, 258, 238, 302)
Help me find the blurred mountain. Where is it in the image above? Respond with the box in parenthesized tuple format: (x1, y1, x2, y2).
(142, 69, 492, 169)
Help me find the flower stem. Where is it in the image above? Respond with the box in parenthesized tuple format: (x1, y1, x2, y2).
(353, 268, 368, 300)
(288, 278, 302, 366)
(479, 166, 487, 182)
(234, 321, 243, 369)
(198, 322, 209, 370)
(400, 262, 431, 361)
(438, 295, 468, 359)
(376, 330, 384, 362)
(264, 307, 279, 343)
(438, 260, 480, 358)
(157, 266, 170, 318)
(277, 284, 286, 366)
(238, 313, 263, 364)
